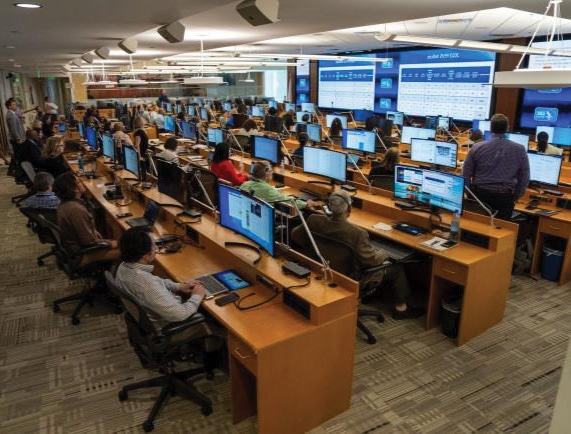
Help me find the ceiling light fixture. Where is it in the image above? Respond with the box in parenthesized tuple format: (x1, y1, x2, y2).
(240, 71, 255, 83)
(244, 52, 390, 62)
(13, 3, 42, 8)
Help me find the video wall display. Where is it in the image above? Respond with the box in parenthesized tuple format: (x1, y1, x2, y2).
(318, 48, 496, 122)
(296, 59, 310, 105)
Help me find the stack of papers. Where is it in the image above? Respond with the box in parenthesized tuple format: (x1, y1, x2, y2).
(420, 237, 457, 251)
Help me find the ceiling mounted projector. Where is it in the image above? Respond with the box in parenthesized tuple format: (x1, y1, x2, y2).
(183, 76, 225, 85)
(236, 0, 279, 26)
(158, 21, 185, 43)
(118, 38, 138, 54)
(95, 47, 110, 59)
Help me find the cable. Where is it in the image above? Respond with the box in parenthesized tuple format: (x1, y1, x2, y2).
(234, 276, 311, 310)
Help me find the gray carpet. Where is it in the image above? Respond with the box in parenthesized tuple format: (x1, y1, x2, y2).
(1, 167, 569, 434)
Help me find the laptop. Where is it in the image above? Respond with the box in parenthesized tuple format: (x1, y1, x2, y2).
(125, 200, 160, 228)
(196, 269, 251, 299)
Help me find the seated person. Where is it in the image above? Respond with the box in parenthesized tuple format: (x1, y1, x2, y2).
(39, 136, 70, 178)
(226, 105, 248, 128)
(112, 122, 133, 146)
(240, 161, 317, 210)
(25, 172, 60, 209)
(369, 147, 399, 178)
(236, 119, 261, 137)
(536, 131, 563, 156)
(291, 190, 424, 320)
(156, 137, 179, 164)
(292, 132, 309, 158)
(19, 128, 44, 168)
(115, 227, 209, 330)
(53, 172, 119, 267)
(210, 141, 248, 186)
(328, 117, 343, 138)
(464, 129, 483, 148)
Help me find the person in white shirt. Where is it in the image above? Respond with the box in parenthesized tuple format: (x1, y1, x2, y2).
(156, 137, 179, 164)
(44, 96, 58, 115)
(112, 123, 133, 146)
(536, 131, 563, 156)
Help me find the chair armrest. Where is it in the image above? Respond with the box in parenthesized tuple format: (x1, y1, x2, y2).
(361, 260, 393, 275)
(162, 312, 205, 336)
(73, 241, 111, 256)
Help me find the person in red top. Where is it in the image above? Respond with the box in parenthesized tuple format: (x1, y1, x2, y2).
(210, 141, 249, 186)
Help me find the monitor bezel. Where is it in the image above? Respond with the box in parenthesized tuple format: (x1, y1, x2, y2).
(528, 152, 563, 187)
(302, 147, 348, 184)
(252, 135, 280, 164)
(409, 138, 458, 169)
(123, 144, 141, 180)
(341, 128, 376, 154)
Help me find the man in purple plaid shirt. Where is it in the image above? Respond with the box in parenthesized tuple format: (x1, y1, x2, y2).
(25, 172, 60, 209)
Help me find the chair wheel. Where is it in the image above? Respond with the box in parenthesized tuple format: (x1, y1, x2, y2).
(377, 315, 385, 323)
(367, 336, 377, 345)
(118, 390, 128, 401)
(71, 316, 80, 325)
(142, 421, 154, 432)
(206, 371, 214, 381)
(52, 304, 60, 313)
(37, 259, 44, 266)
(201, 405, 213, 416)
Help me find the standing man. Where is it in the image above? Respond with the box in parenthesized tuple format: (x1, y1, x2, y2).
(463, 113, 530, 220)
(44, 96, 59, 115)
(5, 98, 26, 173)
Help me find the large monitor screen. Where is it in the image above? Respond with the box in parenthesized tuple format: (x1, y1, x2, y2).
(218, 183, 275, 256)
(306, 123, 322, 142)
(536, 126, 571, 146)
(386, 111, 404, 126)
(325, 114, 348, 129)
(101, 134, 115, 160)
(528, 152, 562, 186)
(438, 116, 452, 130)
(181, 121, 197, 140)
(400, 126, 436, 144)
(251, 106, 265, 117)
(268, 100, 278, 109)
(303, 147, 347, 184)
(472, 119, 491, 133)
(123, 145, 141, 180)
(410, 138, 457, 169)
(394, 165, 465, 214)
(85, 127, 97, 149)
(252, 136, 280, 164)
(341, 129, 376, 154)
(164, 115, 175, 133)
(207, 128, 224, 146)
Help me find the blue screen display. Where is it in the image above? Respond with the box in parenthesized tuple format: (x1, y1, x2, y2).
(253, 136, 279, 164)
(182, 121, 196, 140)
(306, 123, 322, 142)
(85, 127, 97, 149)
(101, 134, 115, 160)
(123, 145, 140, 180)
(164, 116, 175, 133)
(207, 128, 223, 146)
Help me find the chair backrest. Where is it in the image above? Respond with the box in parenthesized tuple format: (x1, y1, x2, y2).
(20, 161, 36, 185)
(19, 207, 58, 244)
(310, 232, 360, 279)
(369, 175, 394, 191)
(233, 134, 251, 152)
(36, 214, 82, 276)
(154, 157, 185, 201)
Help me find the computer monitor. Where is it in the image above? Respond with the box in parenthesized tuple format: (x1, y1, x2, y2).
(85, 126, 97, 149)
(506, 133, 530, 150)
(223, 102, 232, 112)
(251, 106, 265, 117)
(78, 122, 85, 139)
(400, 126, 436, 144)
(58, 123, 66, 133)
(164, 115, 176, 133)
(301, 102, 315, 113)
(264, 115, 284, 134)
(176, 103, 182, 115)
(410, 138, 457, 169)
(156, 158, 186, 204)
(207, 128, 224, 146)
(187, 105, 195, 116)
(306, 123, 322, 142)
(472, 119, 491, 133)
(200, 108, 209, 121)
(528, 152, 562, 186)
(296, 111, 312, 123)
(394, 165, 465, 214)
(181, 121, 197, 141)
(536, 126, 571, 146)
(186, 164, 218, 212)
(341, 129, 376, 154)
(218, 183, 275, 256)
(162, 102, 171, 113)
(326, 114, 348, 129)
(385, 111, 404, 126)
(303, 147, 347, 184)
(285, 103, 296, 113)
(268, 100, 278, 109)
(101, 134, 115, 160)
(438, 116, 452, 130)
(123, 145, 141, 180)
(425, 116, 438, 130)
(252, 135, 280, 164)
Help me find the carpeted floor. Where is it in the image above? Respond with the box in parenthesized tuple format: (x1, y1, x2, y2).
(1, 167, 569, 433)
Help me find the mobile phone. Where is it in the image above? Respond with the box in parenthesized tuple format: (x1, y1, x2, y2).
(441, 240, 458, 248)
(116, 212, 133, 218)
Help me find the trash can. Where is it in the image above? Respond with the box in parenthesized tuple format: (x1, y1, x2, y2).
(441, 293, 463, 339)
(541, 247, 564, 281)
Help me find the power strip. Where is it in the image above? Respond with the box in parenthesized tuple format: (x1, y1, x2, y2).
(282, 261, 311, 278)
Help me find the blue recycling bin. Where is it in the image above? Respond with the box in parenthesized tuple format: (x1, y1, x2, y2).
(541, 247, 564, 281)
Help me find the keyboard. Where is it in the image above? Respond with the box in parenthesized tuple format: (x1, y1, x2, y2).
(298, 188, 322, 201)
(371, 238, 416, 262)
(196, 274, 227, 297)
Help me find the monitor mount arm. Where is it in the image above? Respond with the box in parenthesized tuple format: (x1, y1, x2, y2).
(348, 155, 374, 194)
(187, 166, 218, 221)
(226, 129, 245, 171)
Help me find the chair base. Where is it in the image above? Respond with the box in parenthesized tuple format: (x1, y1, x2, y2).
(358, 308, 385, 345)
(118, 367, 213, 432)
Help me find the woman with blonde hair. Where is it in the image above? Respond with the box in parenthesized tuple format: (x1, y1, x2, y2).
(40, 135, 69, 177)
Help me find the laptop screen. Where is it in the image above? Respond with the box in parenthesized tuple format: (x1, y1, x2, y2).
(143, 200, 160, 223)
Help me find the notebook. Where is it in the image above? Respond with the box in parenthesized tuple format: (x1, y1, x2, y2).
(196, 269, 251, 299)
(125, 200, 160, 228)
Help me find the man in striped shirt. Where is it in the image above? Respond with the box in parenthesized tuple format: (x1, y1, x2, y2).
(463, 113, 530, 220)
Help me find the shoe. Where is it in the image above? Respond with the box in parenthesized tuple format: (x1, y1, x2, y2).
(392, 306, 425, 320)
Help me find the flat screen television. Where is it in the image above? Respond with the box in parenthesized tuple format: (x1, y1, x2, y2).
(123, 145, 141, 180)
(268, 100, 278, 109)
(164, 115, 175, 133)
(325, 114, 348, 129)
(296, 111, 312, 123)
(410, 138, 457, 169)
(200, 108, 209, 121)
(264, 115, 284, 134)
(207, 128, 224, 146)
(528, 152, 562, 187)
(472, 119, 491, 133)
(425, 115, 438, 130)
(306, 123, 322, 142)
(252, 135, 280, 164)
(438, 116, 452, 130)
(303, 147, 347, 184)
(101, 134, 115, 160)
(341, 129, 376, 154)
(394, 164, 465, 214)
(400, 126, 436, 144)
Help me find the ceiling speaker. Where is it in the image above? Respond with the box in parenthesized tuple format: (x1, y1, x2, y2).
(81, 53, 95, 64)
(95, 47, 110, 59)
(236, 0, 279, 26)
(157, 21, 185, 43)
(118, 38, 138, 54)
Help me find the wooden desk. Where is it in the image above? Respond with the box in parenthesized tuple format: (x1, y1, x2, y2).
(78, 161, 359, 434)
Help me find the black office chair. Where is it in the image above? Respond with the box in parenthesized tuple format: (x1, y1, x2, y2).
(232, 134, 251, 153)
(19, 207, 58, 266)
(38, 214, 119, 325)
(12, 161, 36, 205)
(104, 271, 214, 432)
(305, 232, 391, 344)
(369, 174, 394, 191)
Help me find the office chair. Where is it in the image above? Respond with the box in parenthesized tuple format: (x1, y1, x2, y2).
(154, 157, 185, 200)
(233, 134, 251, 152)
(19, 207, 58, 266)
(305, 232, 391, 344)
(11, 161, 36, 205)
(104, 271, 214, 433)
(38, 214, 119, 325)
(369, 174, 394, 191)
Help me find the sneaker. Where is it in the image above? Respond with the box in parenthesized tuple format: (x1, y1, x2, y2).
(392, 306, 425, 320)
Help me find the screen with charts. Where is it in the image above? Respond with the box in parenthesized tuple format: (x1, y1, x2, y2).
(303, 147, 347, 183)
(528, 152, 562, 186)
(218, 184, 275, 256)
(252, 136, 280, 164)
(207, 128, 224, 146)
(386, 111, 404, 126)
(536, 126, 571, 146)
(341, 129, 376, 154)
(410, 138, 457, 168)
(394, 165, 465, 214)
(400, 126, 436, 144)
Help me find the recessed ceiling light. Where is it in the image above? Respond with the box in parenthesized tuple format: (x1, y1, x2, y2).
(4, 45, 16, 49)
(13, 3, 42, 8)
(13, 64, 22, 67)
(8, 58, 15, 62)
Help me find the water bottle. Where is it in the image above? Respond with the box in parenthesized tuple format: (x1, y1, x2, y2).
(279, 157, 286, 175)
(114, 174, 122, 197)
(450, 210, 460, 242)
(77, 152, 84, 173)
